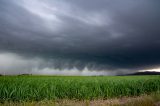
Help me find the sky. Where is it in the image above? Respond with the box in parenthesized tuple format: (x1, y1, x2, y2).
(0, 0, 160, 75)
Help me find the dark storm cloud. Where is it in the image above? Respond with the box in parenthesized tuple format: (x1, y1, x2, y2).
(0, 0, 160, 75)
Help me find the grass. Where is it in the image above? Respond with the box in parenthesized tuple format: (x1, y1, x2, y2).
(0, 75, 160, 102)
(0, 92, 160, 106)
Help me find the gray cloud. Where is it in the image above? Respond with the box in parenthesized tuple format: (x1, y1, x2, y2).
(0, 0, 160, 75)
(0, 53, 118, 75)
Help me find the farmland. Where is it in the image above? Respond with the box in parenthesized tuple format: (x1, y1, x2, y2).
(0, 75, 160, 103)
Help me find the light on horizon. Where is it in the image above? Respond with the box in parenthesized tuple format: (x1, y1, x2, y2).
(139, 68, 160, 72)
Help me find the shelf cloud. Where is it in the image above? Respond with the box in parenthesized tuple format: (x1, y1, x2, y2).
(0, 0, 160, 75)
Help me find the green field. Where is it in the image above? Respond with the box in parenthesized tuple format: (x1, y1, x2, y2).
(0, 75, 160, 102)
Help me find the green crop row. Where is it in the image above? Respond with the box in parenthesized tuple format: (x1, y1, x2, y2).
(0, 75, 160, 101)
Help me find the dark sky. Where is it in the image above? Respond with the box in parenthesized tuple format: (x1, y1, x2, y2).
(0, 0, 160, 75)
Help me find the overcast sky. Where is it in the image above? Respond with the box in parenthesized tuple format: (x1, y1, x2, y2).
(0, 0, 160, 75)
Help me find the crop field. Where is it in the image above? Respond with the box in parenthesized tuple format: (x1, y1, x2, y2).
(0, 75, 160, 102)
